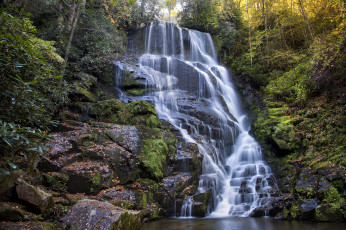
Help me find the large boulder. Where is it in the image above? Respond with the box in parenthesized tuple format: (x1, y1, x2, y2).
(250, 207, 265, 217)
(193, 189, 212, 217)
(295, 169, 318, 198)
(299, 199, 318, 220)
(16, 179, 54, 215)
(317, 167, 346, 194)
(0, 170, 22, 202)
(61, 199, 142, 230)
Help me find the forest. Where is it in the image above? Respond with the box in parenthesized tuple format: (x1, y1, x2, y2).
(0, 0, 345, 229)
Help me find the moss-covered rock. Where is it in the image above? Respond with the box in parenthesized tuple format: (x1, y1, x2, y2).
(89, 99, 159, 128)
(61, 199, 142, 230)
(272, 123, 299, 151)
(126, 88, 147, 96)
(124, 100, 157, 117)
(74, 86, 97, 103)
(193, 190, 212, 217)
(315, 203, 344, 222)
(89, 99, 126, 123)
(16, 179, 54, 215)
(140, 137, 169, 180)
(0, 203, 25, 221)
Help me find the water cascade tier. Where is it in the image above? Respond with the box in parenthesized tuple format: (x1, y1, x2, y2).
(116, 21, 277, 217)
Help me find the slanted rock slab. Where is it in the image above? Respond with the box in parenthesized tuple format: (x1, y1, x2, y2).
(61, 199, 142, 230)
(16, 179, 53, 214)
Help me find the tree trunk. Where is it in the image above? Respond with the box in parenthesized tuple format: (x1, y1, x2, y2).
(246, 0, 253, 66)
(298, 0, 314, 41)
(67, 2, 77, 32)
(262, 0, 269, 57)
(63, 0, 86, 71)
(141, 0, 146, 16)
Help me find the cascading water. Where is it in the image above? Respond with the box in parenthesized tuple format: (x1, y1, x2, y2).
(117, 21, 277, 217)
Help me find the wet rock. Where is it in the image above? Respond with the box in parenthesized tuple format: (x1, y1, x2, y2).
(317, 167, 346, 193)
(193, 189, 212, 217)
(62, 161, 111, 194)
(39, 121, 145, 190)
(61, 199, 142, 230)
(299, 199, 318, 220)
(98, 186, 136, 210)
(295, 169, 317, 198)
(317, 178, 332, 199)
(114, 61, 150, 89)
(173, 141, 202, 175)
(260, 197, 286, 217)
(250, 207, 265, 217)
(159, 173, 195, 216)
(16, 179, 54, 215)
(106, 125, 140, 154)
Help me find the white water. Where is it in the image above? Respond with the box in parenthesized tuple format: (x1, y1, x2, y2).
(118, 21, 276, 217)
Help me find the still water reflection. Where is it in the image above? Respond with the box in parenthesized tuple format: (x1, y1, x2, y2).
(141, 217, 346, 230)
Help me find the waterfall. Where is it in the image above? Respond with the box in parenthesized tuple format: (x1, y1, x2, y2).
(117, 21, 276, 217)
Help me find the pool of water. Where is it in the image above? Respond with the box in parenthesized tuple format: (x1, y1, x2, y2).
(141, 217, 346, 230)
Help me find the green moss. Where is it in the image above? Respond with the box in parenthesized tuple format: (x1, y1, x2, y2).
(282, 208, 289, 219)
(75, 86, 96, 103)
(145, 115, 162, 128)
(126, 88, 147, 96)
(124, 100, 157, 117)
(112, 201, 135, 210)
(272, 123, 299, 150)
(315, 203, 344, 222)
(149, 205, 162, 220)
(321, 186, 344, 204)
(91, 172, 101, 186)
(290, 204, 300, 219)
(141, 193, 147, 209)
(113, 211, 142, 230)
(89, 99, 125, 123)
(140, 138, 168, 180)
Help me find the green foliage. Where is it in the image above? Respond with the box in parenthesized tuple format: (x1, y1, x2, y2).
(0, 10, 66, 127)
(315, 203, 344, 222)
(265, 59, 312, 103)
(0, 9, 68, 164)
(321, 186, 344, 204)
(45, 173, 69, 190)
(179, 0, 219, 32)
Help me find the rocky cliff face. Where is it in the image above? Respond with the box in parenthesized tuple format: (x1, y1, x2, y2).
(234, 70, 346, 222)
